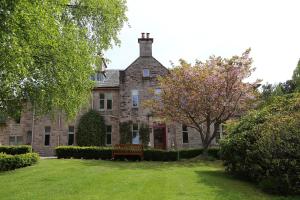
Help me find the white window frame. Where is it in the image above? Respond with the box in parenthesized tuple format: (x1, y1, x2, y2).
(143, 68, 150, 77)
(106, 93, 113, 110)
(131, 90, 139, 108)
(132, 123, 140, 144)
(99, 93, 105, 111)
(182, 124, 189, 144)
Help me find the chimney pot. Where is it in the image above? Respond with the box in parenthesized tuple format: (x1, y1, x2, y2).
(141, 32, 145, 38)
(146, 33, 150, 38)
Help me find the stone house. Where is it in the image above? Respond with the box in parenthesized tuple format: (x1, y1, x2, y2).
(0, 33, 221, 156)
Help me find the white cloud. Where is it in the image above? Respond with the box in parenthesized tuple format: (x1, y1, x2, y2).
(105, 0, 300, 84)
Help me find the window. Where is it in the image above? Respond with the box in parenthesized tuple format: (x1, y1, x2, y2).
(26, 131, 32, 145)
(106, 93, 113, 110)
(143, 68, 150, 77)
(132, 90, 139, 108)
(99, 93, 105, 110)
(68, 126, 75, 145)
(155, 88, 161, 95)
(182, 124, 189, 144)
(44, 126, 51, 146)
(96, 72, 104, 81)
(132, 123, 139, 144)
(9, 136, 23, 145)
(106, 125, 112, 145)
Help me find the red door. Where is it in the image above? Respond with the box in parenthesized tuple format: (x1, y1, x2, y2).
(153, 124, 166, 149)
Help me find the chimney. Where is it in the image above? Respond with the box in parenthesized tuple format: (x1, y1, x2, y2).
(138, 32, 153, 57)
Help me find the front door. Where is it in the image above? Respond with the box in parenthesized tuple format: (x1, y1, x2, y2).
(153, 124, 166, 149)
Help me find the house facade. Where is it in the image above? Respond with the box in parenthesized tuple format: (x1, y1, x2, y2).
(0, 33, 221, 156)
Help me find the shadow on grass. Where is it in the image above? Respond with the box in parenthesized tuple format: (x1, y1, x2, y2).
(193, 170, 300, 200)
(74, 158, 223, 171)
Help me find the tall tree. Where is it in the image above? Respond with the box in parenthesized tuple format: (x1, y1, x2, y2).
(292, 59, 300, 91)
(147, 49, 259, 150)
(0, 0, 127, 118)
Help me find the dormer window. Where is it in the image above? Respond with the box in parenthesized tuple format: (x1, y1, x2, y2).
(96, 72, 105, 81)
(143, 68, 150, 77)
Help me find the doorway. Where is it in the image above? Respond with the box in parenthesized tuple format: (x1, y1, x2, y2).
(153, 124, 166, 149)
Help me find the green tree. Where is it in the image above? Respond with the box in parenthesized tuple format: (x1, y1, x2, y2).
(76, 110, 106, 146)
(292, 59, 300, 91)
(0, 0, 127, 119)
(139, 123, 150, 147)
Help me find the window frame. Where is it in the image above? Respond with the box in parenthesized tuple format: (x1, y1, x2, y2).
(132, 123, 140, 144)
(99, 93, 105, 111)
(106, 93, 113, 110)
(106, 125, 112, 145)
(131, 90, 139, 108)
(9, 135, 23, 145)
(142, 68, 150, 77)
(68, 126, 75, 146)
(182, 124, 189, 144)
(44, 126, 51, 146)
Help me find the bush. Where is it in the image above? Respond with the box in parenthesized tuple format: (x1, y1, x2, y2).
(56, 146, 220, 161)
(144, 149, 178, 161)
(220, 93, 300, 195)
(0, 145, 32, 155)
(119, 121, 132, 144)
(56, 146, 112, 159)
(0, 153, 39, 171)
(76, 110, 106, 146)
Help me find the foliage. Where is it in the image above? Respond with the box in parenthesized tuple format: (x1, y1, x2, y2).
(119, 121, 132, 144)
(0, 152, 39, 171)
(76, 110, 106, 146)
(0, 0, 127, 119)
(56, 146, 219, 161)
(146, 49, 259, 150)
(292, 59, 300, 91)
(220, 93, 300, 195)
(56, 146, 112, 159)
(0, 145, 32, 155)
(139, 123, 150, 147)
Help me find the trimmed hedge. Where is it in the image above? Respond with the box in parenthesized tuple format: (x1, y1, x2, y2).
(56, 146, 112, 159)
(56, 146, 220, 161)
(0, 153, 39, 171)
(0, 145, 32, 155)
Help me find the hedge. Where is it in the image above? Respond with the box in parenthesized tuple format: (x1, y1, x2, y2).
(0, 145, 32, 155)
(56, 146, 112, 159)
(56, 146, 220, 161)
(0, 153, 39, 171)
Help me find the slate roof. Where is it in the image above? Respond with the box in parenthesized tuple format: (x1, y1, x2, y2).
(95, 69, 120, 88)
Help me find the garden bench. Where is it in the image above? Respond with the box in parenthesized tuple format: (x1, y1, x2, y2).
(112, 144, 144, 160)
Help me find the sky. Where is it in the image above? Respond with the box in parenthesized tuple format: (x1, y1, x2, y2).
(105, 0, 300, 84)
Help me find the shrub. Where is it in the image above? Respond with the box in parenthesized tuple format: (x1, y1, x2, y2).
(144, 149, 178, 161)
(0, 153, 39, 171)
(139, 123, 150, 147)
(220, 93, 300, 195)
(0, 145, 32, 155)
(76, 110, 106, 146)
(56, 146, 112, 159)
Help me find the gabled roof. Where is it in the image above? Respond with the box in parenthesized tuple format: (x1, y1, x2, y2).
(95, 69, 120, 88)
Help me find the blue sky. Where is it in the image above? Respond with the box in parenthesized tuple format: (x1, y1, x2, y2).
(105, 0, 300, 84)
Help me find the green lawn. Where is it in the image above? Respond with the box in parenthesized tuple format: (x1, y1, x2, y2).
(0, 159, 298, 200)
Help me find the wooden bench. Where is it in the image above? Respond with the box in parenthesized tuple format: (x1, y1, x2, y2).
(112, 144, 144, 160)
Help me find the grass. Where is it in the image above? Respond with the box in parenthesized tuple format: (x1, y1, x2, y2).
(0, 159, 298, 200)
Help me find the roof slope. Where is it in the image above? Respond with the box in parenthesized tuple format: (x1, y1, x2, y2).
(95, 69, 120, 88)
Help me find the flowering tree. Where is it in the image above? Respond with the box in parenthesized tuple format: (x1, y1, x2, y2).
(148, 49, 260, 150)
